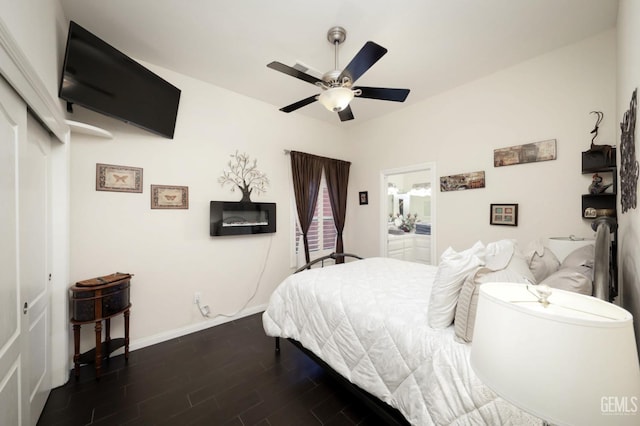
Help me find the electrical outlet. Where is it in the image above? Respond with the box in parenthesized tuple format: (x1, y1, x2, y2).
(193, 292, 201, 305)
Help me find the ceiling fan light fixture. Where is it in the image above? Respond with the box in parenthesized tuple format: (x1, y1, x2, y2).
(317, 87, 354, 112)
(268, 26, 409, 121)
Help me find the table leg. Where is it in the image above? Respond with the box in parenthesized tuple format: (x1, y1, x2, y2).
(73, 324, 81, 379)
(105, 318, 111, 345)
(124, 309, 130, 362)
(94, 320, 102, 379)
(104, 318, 111, 365)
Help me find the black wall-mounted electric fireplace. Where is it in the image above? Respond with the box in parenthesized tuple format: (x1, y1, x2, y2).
(210, 201, 276, 236)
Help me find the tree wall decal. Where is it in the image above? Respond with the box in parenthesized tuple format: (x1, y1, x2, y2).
(218, 151, 269, 202)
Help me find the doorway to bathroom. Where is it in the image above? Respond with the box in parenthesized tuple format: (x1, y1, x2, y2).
(380, 163, 436, 265)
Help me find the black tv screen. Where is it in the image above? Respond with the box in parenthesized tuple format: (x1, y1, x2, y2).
(59, 21, 181, 139)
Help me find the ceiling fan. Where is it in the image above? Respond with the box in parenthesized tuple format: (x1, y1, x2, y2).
(267, 26, 410, 122)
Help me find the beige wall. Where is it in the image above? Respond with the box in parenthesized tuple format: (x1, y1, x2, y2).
(617, 0, 640, 357)
(344, 30, 617, 259)
(0, 0, 66, 100)
(68, 62, 349, 352)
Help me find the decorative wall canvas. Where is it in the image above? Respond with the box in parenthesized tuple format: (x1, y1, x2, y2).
(494, 139, 557, 167)
(440, 171, 485, 192)
(96, 163, 143, 193)
(151, 185, 189, 209)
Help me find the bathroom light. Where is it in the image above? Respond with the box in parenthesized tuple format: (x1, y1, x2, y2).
(409, 183, 431, 197)
(471, 282, 640, 426)
(317, 87, 354, 112)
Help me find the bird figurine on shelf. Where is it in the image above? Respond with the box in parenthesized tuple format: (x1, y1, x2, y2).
(589, 173, 613, 194)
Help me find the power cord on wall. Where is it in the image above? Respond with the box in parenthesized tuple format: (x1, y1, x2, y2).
(196, 298, 211, 317)
(197, 234, 274, 319)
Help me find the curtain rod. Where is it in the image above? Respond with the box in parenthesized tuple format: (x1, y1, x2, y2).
(283, 150, 350, 165)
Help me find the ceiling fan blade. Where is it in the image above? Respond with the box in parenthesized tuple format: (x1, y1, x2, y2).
(267, 61, 323, 86)
(356, 86, 410, 102)
(338, 41, 387, 84)
(280, 95, 319, 113)
(338, 105, 354, 122)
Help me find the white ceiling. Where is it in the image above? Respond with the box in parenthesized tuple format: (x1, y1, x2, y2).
(58, 0, 618, 127)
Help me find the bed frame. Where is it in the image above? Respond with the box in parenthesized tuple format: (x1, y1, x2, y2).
(292, 251, 363, 273)
(275, 252, 410, 425)
(591, 216, 617, 301)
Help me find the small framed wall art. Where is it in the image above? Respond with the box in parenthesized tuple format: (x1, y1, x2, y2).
(151, 185, 189, 209)
(490, 203, 518, 226)
(96, 163, 143, 193)
(359, 191, 369, 205)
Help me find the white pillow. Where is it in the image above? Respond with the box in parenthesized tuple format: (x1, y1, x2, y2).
(453, 241, 534, 343)
(540, 265, 593, 295)
(526, 239, 561, 283)
(562, 244, 595, 269)
(509, 246, 538, 284)
(485, 239, 515, 270)
(454, 266, 530, 343)
(428, 241, 485, 329)
(487, 239, 537, 282)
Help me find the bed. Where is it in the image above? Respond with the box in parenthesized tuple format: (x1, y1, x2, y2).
(262, 232, 610, 425)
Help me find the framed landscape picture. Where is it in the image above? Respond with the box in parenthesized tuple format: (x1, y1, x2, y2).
(490, 203, 518, 226)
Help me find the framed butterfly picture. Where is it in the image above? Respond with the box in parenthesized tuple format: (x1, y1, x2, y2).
(96, 163, 143, 193)
(151, 184, 189, 209)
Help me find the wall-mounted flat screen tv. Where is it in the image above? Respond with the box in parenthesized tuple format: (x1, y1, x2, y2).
(59, 21, 181, 139)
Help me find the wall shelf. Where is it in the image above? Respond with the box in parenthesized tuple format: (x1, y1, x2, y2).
(581, 148, 617, 218)
(65, 120, 113, 139)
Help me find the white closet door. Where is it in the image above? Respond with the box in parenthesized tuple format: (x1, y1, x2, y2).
(21, 113, 52, 424)
(0, 72, 27, 426)
(0, 76, 53, 426)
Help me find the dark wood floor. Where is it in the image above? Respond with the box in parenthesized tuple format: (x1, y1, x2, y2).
(37, 313, 389, 426)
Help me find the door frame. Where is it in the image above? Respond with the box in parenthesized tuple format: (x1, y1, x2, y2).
(379, 162, 436, 264)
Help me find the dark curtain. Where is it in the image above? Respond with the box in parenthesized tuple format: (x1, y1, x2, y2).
(323, 158, 351, 263)
(290, 151, 324, 264)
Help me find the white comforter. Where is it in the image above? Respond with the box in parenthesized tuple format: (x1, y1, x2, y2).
(263, 257, 540, 426)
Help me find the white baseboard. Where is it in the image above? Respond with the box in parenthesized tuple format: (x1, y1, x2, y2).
(121, 304, 268, 354)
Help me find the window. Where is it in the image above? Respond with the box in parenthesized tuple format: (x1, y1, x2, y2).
(293, 173, 336, 263)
